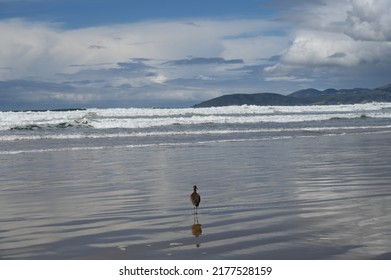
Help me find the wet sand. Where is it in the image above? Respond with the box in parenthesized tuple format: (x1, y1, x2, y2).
(1, 132, 391, 259)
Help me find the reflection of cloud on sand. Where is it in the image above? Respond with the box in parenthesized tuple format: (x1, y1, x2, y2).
(285, 136, 391, 258)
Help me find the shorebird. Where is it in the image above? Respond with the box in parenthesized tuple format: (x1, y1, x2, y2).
(190, 185, 201, 213)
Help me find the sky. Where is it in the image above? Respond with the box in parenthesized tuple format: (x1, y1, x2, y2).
(1, 0, 391, 110)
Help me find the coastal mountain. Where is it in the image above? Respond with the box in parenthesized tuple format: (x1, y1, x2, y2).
(194, 92, 302, 107)
(194, 83, 391, 107)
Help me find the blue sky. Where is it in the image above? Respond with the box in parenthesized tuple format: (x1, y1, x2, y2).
(1, 0, 391, 109)
(1, 0, 274, 27)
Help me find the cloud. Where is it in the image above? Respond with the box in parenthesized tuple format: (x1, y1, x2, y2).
(88, 45, 106, 49)
(165, 57, 244, 66)
(344, 0, 391, 41)
(328, 52, 347, 59)
(264, 76, 313, 82)
(222, 34, 290, 62)
(279, 31, 364, 67)
(264, 0, 391, 88)
(1, 1, 391, 109)
(1, 17, 294, 108)
(0, 79, 85, 110)
(0, 18, 280, 78)
(117, 61, 154, 71)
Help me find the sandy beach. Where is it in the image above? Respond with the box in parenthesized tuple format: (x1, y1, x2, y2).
(1, 130, 391, 259)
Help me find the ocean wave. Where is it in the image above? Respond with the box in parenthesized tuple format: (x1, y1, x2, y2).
(2, 130, 391, 155)
(2, 125, 391, 142)
(3, 111, 391, 132)
(1, 103, 391, 131)
(10, 119, 92, 131)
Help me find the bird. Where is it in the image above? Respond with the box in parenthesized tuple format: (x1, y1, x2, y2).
(190, 185, 201, 214)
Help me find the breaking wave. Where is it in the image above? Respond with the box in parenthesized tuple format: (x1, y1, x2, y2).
(1, 103, 391, 131)
(1, 103, 391, 154)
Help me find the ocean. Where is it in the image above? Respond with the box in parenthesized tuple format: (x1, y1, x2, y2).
(1, 103, 391, 259)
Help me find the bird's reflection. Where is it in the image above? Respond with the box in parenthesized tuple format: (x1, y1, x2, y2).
(191, 212, 202, 247)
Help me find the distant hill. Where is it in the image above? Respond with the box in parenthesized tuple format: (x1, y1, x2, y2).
(194, 92, 302, 107)
(376, 84, 391, 92)
(289, 88, 323, 98)
(193, 83, 391, 107)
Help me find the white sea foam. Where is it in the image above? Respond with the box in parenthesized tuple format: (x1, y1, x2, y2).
(89, 112, 391, 129)
(4, 129, 391, 155)
(1, 103, 391, 131)
(1, 103, 391, 156)
(2, 125, 391, 142)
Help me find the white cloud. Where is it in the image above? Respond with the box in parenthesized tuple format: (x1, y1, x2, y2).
(222, 35, 290, 63)
(280, 31, 361, 67)
(264, 75, 313, 82)
(0, 18, 283, 81)
(286, 0, 391, 42)
(345, 0, 391, 41)
(150, 73, 167, 84)
(0, 17, 292, 107)
(264, 0, 391, 87)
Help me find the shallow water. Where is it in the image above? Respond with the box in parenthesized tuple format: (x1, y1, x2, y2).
(1, 131, 391, 259)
